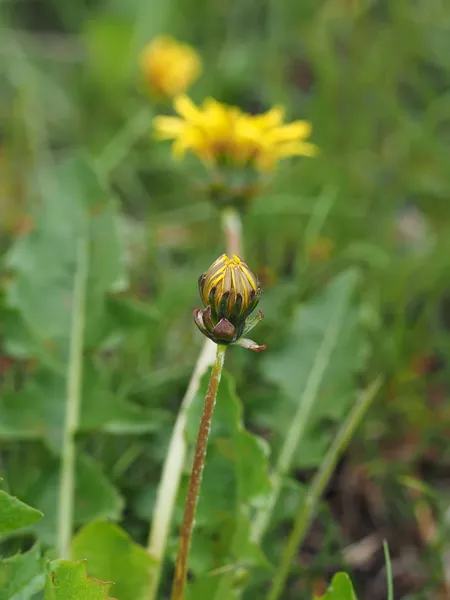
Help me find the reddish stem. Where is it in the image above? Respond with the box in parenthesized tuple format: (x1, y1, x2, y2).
(170, 344, 227, 600)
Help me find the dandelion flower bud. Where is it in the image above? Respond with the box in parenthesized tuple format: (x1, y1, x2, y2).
(193, 254, 265, 351)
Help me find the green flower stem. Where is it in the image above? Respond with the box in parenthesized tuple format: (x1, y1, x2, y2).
(221, 206, 242, 257)
(146, 208, 243, 600)
(170, 344, 227, 600)
(266, 377, 382, 600)
(57, 238, 89, 559)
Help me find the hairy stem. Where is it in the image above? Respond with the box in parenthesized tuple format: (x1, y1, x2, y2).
(266, 378, 382, 600)
(146, 208, 243, 599)
(57, 238, 89, 559)
(170, 344, 227, 600)
(146, 338, 216, 596)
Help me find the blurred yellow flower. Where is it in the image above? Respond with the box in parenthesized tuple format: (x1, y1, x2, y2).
(154, 95, 318, 171)
(140, 36, 201, 98)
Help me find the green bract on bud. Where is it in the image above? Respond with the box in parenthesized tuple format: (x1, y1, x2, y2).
(193, 254, 266, 351)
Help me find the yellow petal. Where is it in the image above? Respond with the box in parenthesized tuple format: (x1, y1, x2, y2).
(172, 127, 211, 162)
(235, 116, 260, 141)
(153, 116, 184, 139)
(172, 138, 188, 159)
(174, 95, 202, 122)
(276, 140, 319, 158)
(251, 106, 285, 129)
(203, 97, 226, 113)
(271, 120, 312, 142)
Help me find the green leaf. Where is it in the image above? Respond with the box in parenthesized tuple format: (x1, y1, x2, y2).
(24, 455, 123, 546)
(0, 367, 162, 452)
(0, 544, 45, 600)
(72, 520, 156, 600)
(317, 572, 357, 599)
(260, 269, 367, 468)
(187, 571, 239, 600)
(5, 153, 125, 359)
(2, 307, 65, 374)
(44, 560, 114, 600)
(0, 489, 43, 536)
(252, 269, 368, 541)
(181, 370, 271, 583)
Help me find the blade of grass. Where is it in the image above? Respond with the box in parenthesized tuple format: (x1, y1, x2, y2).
(266, 377, 383, 600)
(57, 238, 89, 559)
(95, 108, 153, 178)
(383, 540, 394, 600)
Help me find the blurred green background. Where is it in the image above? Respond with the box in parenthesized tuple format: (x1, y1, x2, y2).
(1, 0, 450, 599)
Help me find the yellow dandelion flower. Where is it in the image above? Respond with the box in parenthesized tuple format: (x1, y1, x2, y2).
(154, 95, 318, 171)
(140, 36, 201, 98)
(154, 95, 242, 163)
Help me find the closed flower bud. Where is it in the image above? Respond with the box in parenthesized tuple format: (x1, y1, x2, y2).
(193, 254, 265, 351)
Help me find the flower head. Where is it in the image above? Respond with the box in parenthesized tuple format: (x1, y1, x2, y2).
(194, 254, 265, 351)
(140, 36, 201, 98)
(154, 95, 317, 171)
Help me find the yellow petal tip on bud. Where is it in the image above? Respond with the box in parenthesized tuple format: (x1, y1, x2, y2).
(194, 254, 265, 350)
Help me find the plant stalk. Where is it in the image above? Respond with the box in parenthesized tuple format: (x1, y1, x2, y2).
(146, 338, 216, 596)
(170, 344, 227, 600)
(57, 238, 89, 559)
(146, 208, 243, 599)
(221, 206, 242, 257)
(266, 377, 382, 600)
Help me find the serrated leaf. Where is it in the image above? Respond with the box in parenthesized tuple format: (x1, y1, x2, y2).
(181, 371, 271, 582)
(72, 520, 156, 600)
(44, 560, 114, 600)
(0, 490, 43, 536)
(317, 572, 357, 599)
(0, 544, 45, 600)
(5, 153, 125, 359)
(24, 455, 123, 546)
